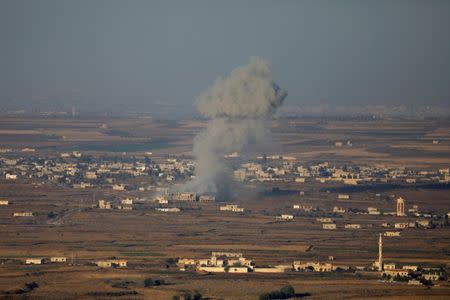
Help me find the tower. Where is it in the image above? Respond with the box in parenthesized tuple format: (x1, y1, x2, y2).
(378, 233, 383, 271)
(396, 197, 405, 216)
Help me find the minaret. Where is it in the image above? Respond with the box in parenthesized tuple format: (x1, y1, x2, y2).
(378, 233, 383, 271)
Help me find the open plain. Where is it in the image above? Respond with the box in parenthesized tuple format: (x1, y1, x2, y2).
(0, 116, 449, 299)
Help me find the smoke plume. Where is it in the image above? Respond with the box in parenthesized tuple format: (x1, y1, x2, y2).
(186, 57, 287, 198)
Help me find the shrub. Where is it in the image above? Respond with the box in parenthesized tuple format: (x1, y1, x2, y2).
(144, 278, 154, 287)
(280, 285, 295, 298)
(193, 291, 202, 300)
(144, 278, 165, 287)
(183, 292, 192, 300)
(259, 285, 296, 300)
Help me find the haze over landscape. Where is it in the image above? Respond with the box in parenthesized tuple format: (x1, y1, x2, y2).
(1, 0, 450, 116)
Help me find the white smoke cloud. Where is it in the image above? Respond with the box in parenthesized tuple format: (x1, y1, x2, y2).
(184, 57, 287, 198)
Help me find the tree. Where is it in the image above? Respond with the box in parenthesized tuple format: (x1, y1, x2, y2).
(280, 285, 295, 298)
(182, 292, 192, 300)
(192, 291, 202, 300)
(144, 278, 164, 287)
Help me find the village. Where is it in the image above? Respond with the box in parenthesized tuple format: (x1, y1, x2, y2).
(1, 147, 449, 293)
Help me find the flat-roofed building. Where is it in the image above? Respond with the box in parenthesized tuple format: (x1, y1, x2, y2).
(383, 269, 409, 277)
(254, 266, 286, 273)
(316, 218, 333, 223)
(384, 231, 401, 237)
(384, 263, 396, 270)
(85, 171, 97, 180)
(293, 261, 333, 272)
(228, 267, 248, 273)
(98, 200, 111, 209)
(199, 195, 215, 202)
(169, 192, 196, 202)
(198, 266, 225, 272)
(50, 257, 67, 263)
(112, 184, 126, 191)
(220, 204, 244, 212)
(333, 206, 346, 213)
(395, 222, 408, 229)
(276, 214, 294, 221)
(402, 265, 418, 272)
(344, 224, 361, 229)
(13, 212, 33, 217)
(323, 223, 337, 230)
(26, 258, 43, 265)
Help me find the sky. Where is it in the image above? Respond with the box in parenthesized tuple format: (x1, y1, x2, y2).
(1, 0, 449, 115)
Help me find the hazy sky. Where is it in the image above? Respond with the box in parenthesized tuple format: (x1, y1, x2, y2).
(1, 0, 449, 114)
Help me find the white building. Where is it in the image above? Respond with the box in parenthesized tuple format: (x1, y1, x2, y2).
(322, 223, 337, 230)
(50, 257, 67, 263)
(26, 258, 43, 265)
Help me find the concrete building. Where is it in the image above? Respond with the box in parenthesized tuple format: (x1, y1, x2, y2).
(344, 224, 361, 229)
(85, 171, 97, 180)
(402, 265, 418, 272)
(253, 266, 286, 273)
(6, 174, 17, 180)
(96, 259, 127, 268)
(395, 223, 408, 229)
(277, 214, 294, 221)
(228, 267, 249, 273)
(121, 198, 133, 205)
(26, 258, 43, 265)
(384, 263, 396, 270)
(384, 231, 401, 237)
(98, 200, 111, 209)
(316, 218, 333, 223)
(198, 266, 225, 272)
(293, 261, 333, 272)
(423, 273, 440, 281)
(322, 223, 337, 230)
(155, 207, 180, 212)
(50, 257, 67, 263)
(170, 192, 196, 201)
(220, 204, 244, 212)
(112, 184, 126, 191)
(396, 197, 405, 216)
(333, 206, 346, 213)
(416, 219, 430, 228)
(199, 195, 215, 202)
(13, 212, 33, 217)
(383, 269, 409, 277)
(368, 207, 380, 215)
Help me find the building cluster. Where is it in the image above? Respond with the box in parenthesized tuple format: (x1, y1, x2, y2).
(154, 192, 215, 204)
(178, 252, 253, 273)
(220, 204, 244, 213)
(233, 159, 450, 185)
(0, 152, 196, 191)
(98, 198, 133, 210)
(291, 196, 445, 231)
(374, 234, 444, 285)
(25, 256, 67, 265)
(95, 259, 128, 268)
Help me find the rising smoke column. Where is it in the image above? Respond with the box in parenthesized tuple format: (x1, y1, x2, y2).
(187, 57, 287, 198)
